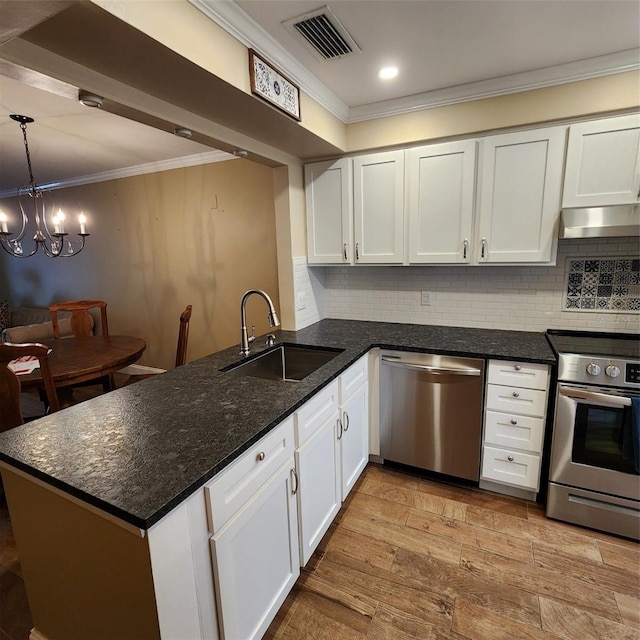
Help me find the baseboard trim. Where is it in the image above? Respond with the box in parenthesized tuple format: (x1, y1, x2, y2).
(118, 364, 166, 375)
(30, 627, 49, 640)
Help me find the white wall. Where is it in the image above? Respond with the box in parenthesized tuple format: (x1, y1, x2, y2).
(295, 237, 639, 333)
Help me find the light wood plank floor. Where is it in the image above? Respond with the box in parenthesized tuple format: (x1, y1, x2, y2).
(266, 463, 640, 640)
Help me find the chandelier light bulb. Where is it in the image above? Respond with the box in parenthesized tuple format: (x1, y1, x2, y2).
(0, 211, 8, 234)
(78, 213, 87, 235)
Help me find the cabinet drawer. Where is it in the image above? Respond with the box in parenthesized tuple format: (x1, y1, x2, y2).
(487, 360, 549, 390)
(295, 381, 339, 447)
(481, 445, 540, 490)
(206, 417, 295, 533)
(339, 355, 368, 404)
(486, 384, 547, 417)
(484, 410, 544, 453)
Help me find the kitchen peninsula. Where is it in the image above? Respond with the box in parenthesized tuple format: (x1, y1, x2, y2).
(0, 319, 555, 640)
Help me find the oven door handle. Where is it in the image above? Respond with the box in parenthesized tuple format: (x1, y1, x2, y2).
(559, 386, 633, 407)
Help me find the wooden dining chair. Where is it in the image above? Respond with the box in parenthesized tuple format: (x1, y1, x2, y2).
(122, 305, 192, 386)
(49, 300, 109, 338)
(0, 342, 60, 432)
(174, 304, 192, 368)
(49, 300, 112, 391)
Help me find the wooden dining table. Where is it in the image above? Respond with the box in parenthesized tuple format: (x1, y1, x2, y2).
(19, 335, 146, 406)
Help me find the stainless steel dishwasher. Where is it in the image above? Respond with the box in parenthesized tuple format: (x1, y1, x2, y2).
(379, 350, 485, 481)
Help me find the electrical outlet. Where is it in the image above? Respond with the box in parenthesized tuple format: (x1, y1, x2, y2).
(296, 293, 306, 311)
(421, 291, 431, 306)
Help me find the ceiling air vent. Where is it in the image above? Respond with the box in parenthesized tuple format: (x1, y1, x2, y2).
(283, 6, 361, 61)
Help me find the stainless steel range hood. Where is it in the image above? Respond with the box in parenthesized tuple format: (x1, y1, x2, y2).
(559, 205, 640, 239)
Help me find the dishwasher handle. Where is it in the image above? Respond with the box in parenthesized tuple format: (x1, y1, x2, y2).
(381, 356, 482, 376)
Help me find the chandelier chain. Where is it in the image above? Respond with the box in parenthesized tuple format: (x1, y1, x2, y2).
(19, 121, 38, 192)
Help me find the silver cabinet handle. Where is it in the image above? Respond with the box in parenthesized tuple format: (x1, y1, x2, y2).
(507, 456, 514, 462)
(512, 391, 520, 398)
(343, 411, 350, 432)
(290, 468, 299, 495)
(510, 419, 518, 425)
(481, 237, 486, 258)
(381, 357, 482, 376)
(337, 417, 343, 440)
(343, 243, 348, 261)
(463, 238, 468, 260)
(355, 242, 360, 260)
(256, 451, 265, 462)
(514, 365, 522, 371)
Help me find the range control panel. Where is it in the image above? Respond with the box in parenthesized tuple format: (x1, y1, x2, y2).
(626, 362, 640, 385)
(558, 354, 640, 388)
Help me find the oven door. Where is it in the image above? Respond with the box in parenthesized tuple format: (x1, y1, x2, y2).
(550, 383, 639, 502)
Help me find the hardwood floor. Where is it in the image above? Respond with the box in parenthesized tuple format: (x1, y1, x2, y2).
(0, 456, 637, 639)
(266, 464, 640, 640)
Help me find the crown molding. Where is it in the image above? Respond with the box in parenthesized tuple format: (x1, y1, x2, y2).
(0, 151, 234, 198)
(188, 1, 639, 127)
(348, 49, 640, 123)
(188, 0, 350, 123)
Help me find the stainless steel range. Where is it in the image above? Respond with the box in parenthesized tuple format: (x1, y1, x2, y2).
(546, 330, 640, 540)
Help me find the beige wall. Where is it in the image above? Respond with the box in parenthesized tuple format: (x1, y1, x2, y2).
(0, 159, 280, 368)
(347, 72, 640, 153)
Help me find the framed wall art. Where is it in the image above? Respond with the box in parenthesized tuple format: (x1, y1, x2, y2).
(249, 49, 301, 121)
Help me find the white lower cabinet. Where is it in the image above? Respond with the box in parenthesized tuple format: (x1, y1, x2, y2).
(480, 360, 550, 497)
(210, 460, 299, 640)
(207, 355, 370, 638)
(295, 382, 341, 566)
(339, 371, 369, 500)
(206, 418, 299, 640)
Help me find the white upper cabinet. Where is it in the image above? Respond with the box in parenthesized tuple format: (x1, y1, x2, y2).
(353, 150, 405, 264)
(562, 114, 640, 208)
(407, 140, 477, 264)
(305, 159, 353, 264)
(476, 126, 566, 264)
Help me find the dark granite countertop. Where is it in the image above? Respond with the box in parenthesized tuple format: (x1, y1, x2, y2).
(0, 319, 555, 530)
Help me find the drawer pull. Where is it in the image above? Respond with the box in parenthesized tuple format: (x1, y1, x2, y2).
(337, 417, 343, 440)
(514, 365, 522, 371)
(343, 411, 350, 432)
(256, 451, 266, 462)
(507, 456, 514, 462)
(510, 419, 518, 425)
(290, 468, 299, 495)
(512, 391, 520, 398)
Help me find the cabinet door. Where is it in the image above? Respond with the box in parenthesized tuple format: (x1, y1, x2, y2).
(407, 140, 476, 263)
(353, 151, 405, 263)
(476, 127, 565, 264)
(305, 159, 353, 264)
(339, 383, 369, 500)
(211, 462, 300, 640)
(563, 114, 640, 207)
(296, 414, 341, 566)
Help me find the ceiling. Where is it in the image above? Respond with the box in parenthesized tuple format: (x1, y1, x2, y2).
(232, 0, 640, 112)
(0, 0, 638, 193)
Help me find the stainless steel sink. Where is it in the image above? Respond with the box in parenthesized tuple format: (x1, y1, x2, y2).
(223, 344, 344, 382)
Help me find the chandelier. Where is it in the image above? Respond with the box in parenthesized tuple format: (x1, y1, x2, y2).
(0, 114, 89, 258)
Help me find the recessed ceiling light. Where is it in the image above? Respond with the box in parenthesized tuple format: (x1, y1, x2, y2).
(378, 66, 398, 80)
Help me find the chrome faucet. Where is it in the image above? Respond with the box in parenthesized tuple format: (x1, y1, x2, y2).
(240, 289, 280, 355)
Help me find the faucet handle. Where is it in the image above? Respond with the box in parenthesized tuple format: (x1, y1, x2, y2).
(248, 325, 255, 344)
(266, 334, 276, 347)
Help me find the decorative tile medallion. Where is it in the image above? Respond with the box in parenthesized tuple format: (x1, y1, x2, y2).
(564, 256, 640, 313)
(249, 49, 301, 121)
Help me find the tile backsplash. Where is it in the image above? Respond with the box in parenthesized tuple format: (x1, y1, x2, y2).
(294, 237, 640, 333)
(564, 257, 640, 313)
